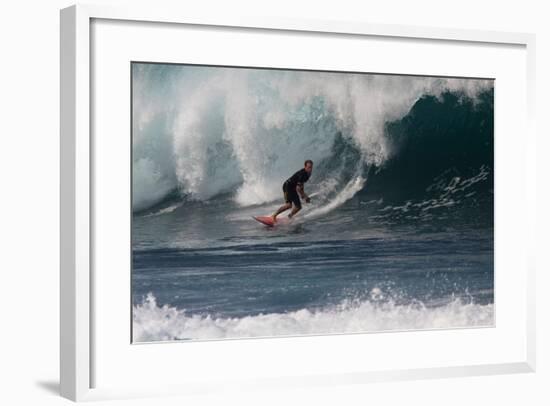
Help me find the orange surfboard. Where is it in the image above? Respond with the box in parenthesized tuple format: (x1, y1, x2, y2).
(253, 216, 292, 227)
(253, 216, 276, 227)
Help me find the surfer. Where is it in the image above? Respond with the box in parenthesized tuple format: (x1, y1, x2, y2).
(271, 160, 313, 222)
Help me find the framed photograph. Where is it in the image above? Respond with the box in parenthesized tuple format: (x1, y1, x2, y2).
(60, 4, 536, 402)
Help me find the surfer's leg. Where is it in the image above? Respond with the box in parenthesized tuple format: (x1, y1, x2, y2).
(288, 205, 301, 219)
(272, 203, 291, 221)
(288, 194, 302, 219)
(273, 187, 293, 221)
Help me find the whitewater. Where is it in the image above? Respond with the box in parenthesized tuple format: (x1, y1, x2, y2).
(134, 293, 493, 342)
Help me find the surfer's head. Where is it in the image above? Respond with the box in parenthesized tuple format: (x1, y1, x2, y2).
(304, 159, 313, 173)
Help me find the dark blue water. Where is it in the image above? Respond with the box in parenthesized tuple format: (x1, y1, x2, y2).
(133, 230, 493, 318)
(132, 185, 494, 341)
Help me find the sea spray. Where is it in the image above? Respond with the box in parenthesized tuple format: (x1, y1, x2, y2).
(133, 292, 494, 342)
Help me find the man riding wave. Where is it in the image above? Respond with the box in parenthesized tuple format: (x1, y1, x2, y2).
(271, 160, 313, 222)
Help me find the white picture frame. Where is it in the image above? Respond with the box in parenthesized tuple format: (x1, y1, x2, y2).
(60, 3, 536, 402)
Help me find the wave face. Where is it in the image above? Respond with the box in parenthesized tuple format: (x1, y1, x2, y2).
(133, 292, 493, 342)
(365, 90, 494, 201)
(132, 64, 493, 212)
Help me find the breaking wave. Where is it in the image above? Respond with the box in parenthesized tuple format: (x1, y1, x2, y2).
(132, 64, 493, 213)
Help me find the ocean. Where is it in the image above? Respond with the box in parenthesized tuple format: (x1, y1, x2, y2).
(131, 64, 494, 342)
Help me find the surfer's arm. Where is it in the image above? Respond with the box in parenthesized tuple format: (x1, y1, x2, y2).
(296, 184, 311, 202)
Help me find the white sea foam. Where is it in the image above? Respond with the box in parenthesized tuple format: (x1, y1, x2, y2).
(304, 175, 366, 219)
(143, 203, 182, 217)
(133, 293, 494, 342)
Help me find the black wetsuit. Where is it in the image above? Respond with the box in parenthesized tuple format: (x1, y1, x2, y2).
(283, 168, 310, 209)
